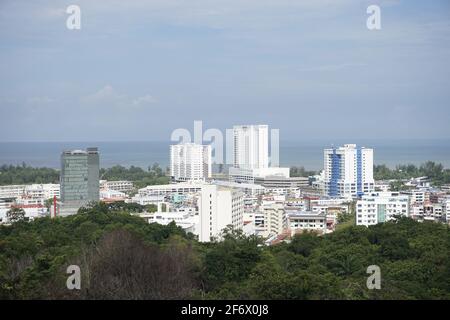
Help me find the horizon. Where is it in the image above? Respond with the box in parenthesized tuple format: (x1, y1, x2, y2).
(1, 139, 450, 171)
(1, 137, 450, 143)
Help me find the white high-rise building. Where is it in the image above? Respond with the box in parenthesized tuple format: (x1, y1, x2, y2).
(356, 192, 409, 226)
(323, 144, 374, 197)
(230, 124, 290, 184)
(233, 125, 269, 169)
(170, 143, 212, 182)
(198, 184, 244, 242)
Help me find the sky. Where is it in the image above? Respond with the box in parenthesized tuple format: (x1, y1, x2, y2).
(0, 0, 449, 142)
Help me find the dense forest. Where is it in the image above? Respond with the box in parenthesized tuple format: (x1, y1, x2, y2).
(374, 161, 450, 185)
(0, 164, 60, 185)
(1, 202, 449, 300)
(99, 164, 169, 188)
(0, 163, 169, 188)
(2, 162, 449, 187)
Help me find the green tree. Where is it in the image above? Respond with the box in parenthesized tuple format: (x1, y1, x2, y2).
(6, 208, 26, 223)
(202, 227, 262, 290)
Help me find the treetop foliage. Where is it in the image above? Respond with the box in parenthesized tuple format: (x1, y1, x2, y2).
(0, 205, 448, 300)
(0, 163, 169, 188)
(374, 161, 450, 185)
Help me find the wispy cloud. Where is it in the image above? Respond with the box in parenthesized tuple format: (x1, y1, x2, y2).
(26, 96, 54, 105)
(81, 85, 157, 110)
(132, 94, 157, 106)
(297, 63, 367, 72)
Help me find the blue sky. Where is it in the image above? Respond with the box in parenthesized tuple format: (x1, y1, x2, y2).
(0, 0, 449, 141)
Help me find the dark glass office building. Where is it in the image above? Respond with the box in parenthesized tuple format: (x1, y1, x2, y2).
(60, 147, 99, 206)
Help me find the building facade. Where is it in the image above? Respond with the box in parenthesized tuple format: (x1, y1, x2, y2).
(60, 148, 100, 213)
(170, 143, 212, 182)
(198, 184, 244, 242)
(233, 125, 268, 169)
(100, 180, 134, 193)
(445, 197, 450, 224)
(324, 144, 374, 198)
(255, 176, 309, 189)
(356, 192, 409, 226)
(261, 203, 287, 238)
(287, 210, 327, 235)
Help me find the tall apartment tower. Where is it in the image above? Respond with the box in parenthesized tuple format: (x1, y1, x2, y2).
(60, 147, 100, 210)
(323, 144, 374, 198)
(233, 125, 269, 169)
(170, 143, 212, 182)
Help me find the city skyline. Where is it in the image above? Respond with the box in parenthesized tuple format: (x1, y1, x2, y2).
(1, 0, 450, 304)
(1, 0, 450, 141)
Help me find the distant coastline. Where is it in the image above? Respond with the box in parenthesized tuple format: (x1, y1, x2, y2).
(1, 139, 449, 170)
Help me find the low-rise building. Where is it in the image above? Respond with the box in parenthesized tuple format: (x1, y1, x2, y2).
(445, 197, 450, 224)
(254, 176, 309, 189)
(356, 192, 409, 227)
(287, 210, 327, 235)
(212, 180, 266, 196)
(229, 167, 290, 184)
(140, 211, 198, 234)
(100, 189, 128, 203)
(100, 180, 134, 193)
(260, 203, 287, 238)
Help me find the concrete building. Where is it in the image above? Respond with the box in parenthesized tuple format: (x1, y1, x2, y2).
(445, 197, 450, 224)
(0, 198, 15, 223)
(0, 184, 59, 200)
(356, 192, 409, 226)
(261, 203, 287, 238)
(308, 198, 350, 230)
(131, 182, 205, 206)
(59, 147, 100, 215)
(287, 210, 327, 235)
(254, 176, 309, 189)
(229, 167, 290, 184)
(233, 125, 268, 169)
(0, 185, 27, 199)
(170, 143, 211, 182)
(100, 180, 134, 193)
(100, 189, 127, 203)
(423, 203, 444, 221)
(230, 124, 290, 184)
(324, 144, 375, 198)
(25, 184, 60, 200)
(134, 182, 204, 198)
(401, 190, 429, 205)
(198, 184, 244, 242)
(375, 180, 392, 192)
(141, 211, 198, 234)
(212, 180, 266, 196)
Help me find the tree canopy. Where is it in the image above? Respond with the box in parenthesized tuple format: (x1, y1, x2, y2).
(0, 163, 169, 188)
(0, 205, 448, 300)
(374, 161, 450, 186)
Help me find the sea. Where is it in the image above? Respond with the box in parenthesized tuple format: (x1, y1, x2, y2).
(0, 139, 449, 171)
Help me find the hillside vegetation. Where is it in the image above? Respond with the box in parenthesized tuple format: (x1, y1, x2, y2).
(0, 203, 449, 299)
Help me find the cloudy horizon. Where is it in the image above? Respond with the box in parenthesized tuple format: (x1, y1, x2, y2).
(1, 0, 449, 142)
